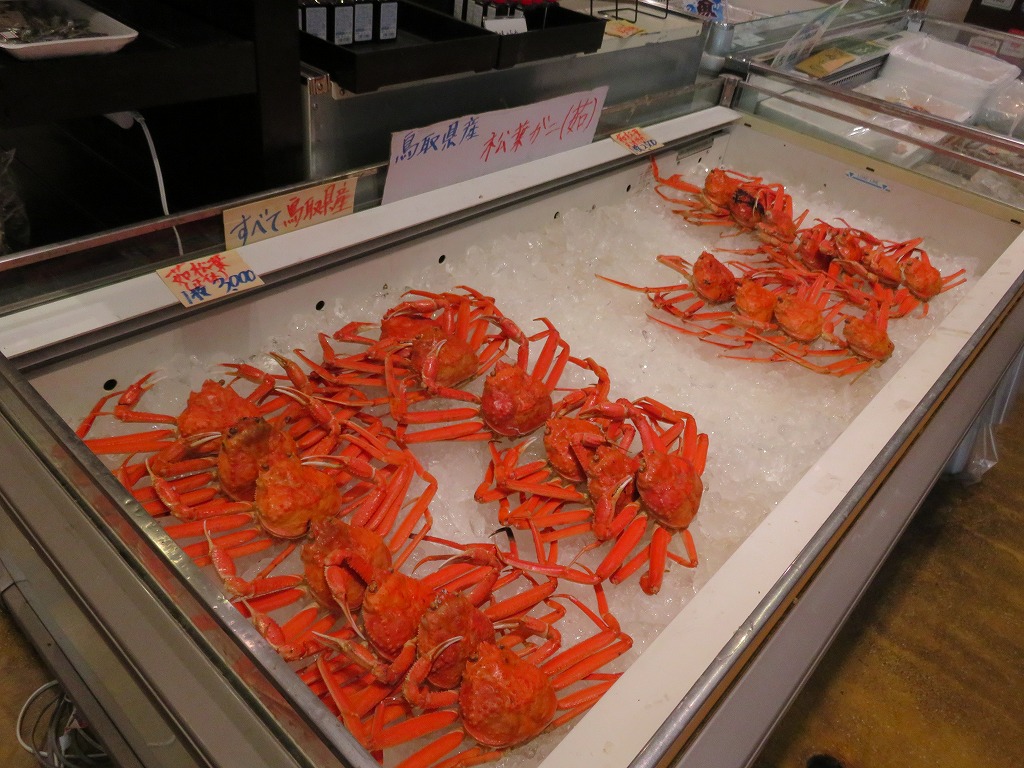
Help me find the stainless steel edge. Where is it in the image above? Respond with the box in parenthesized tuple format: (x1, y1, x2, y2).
(625, 270, 1024, 767)
(723, 6, 910, 68)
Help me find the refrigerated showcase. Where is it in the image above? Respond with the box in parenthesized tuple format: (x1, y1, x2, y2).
(2, 95, 1024, 768)
(721, 9, 1024, 215)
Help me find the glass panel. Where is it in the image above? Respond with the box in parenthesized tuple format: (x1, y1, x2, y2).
(725, 0, 911, 66)
(735, 25, 1024, 213)
(0, 76, 724, 318)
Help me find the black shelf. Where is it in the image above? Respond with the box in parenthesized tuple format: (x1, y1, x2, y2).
(0, 0, 305, 252)
(0, 1, 265, 128)
(300, 1, 500, 93)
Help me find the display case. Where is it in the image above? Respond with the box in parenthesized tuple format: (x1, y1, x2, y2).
(722, 10, 1024, 215)
(2, 72, 1024, 768)
(701, 0, 912, 74)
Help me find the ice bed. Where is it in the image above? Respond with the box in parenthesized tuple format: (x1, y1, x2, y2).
(1, 104, 1023, 768)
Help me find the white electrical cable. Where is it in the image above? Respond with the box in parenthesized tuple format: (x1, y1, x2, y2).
(16, 679, 59, 759)
(133, 112, 184, 256)
(17, 678, 111, 767)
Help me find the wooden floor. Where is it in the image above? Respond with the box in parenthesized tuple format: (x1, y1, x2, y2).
(2, 400, 1023, 768)
(752, 399, 1024, 768)
(0, 601, 50, 768)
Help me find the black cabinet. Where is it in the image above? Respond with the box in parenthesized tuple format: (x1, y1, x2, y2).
(0, 0, 304, 250)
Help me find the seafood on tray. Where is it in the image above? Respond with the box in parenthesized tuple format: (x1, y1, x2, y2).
(75, 286, 712, 768)
(67, 158, 971, 767)
(596, 161, 968, 377)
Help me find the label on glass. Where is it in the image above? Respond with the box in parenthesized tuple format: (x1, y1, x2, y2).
(383, 86, 608, 204)
(158, 251, 264, 307)
(222, 177, 358, 247)
(611, 127, 663, 155)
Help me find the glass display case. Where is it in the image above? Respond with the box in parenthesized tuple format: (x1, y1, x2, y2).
(725, 10, 1024, 214)
(2, 77, 1024, 768)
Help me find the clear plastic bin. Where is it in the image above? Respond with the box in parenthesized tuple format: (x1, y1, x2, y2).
(975, 78, 1024, 138)
(877, 33, 1020, 119)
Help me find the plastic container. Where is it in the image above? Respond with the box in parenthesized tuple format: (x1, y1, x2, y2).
(975, 78, 1024, 138)
(854, 78, 972, 124)
(877, 33, 1020, 119)
(754, 89, 906, 161)
(849, 78, 973, 164)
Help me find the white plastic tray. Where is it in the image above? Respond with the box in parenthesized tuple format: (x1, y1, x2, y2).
(877, 32, 1020, 118)
(0, 0, 137, 60)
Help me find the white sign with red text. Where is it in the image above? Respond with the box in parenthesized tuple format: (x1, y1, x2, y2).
(382, 87, 609, 204)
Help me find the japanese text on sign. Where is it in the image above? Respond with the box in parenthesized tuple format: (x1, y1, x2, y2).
(157, 250, 264, 307)
(611, 127, 663, 155)
(223, 177, 358, 248)
(383, 87, 608, 204)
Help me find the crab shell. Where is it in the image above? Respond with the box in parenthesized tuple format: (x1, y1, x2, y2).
(544, 417, 604, 484)
(692, 251, 737, 304)
(408, 326, 479, 388)
(735, 279, 777, 325)
(459, 643, 558, 748)
(481, 362, 553, 438)
(901, 256, 944, 302)
(585, 444, 640, 515)
(774, 294, 824, 343)
(361, 570, 433, 660)
(416, 591, 494, 689)
(303, 518, 391, 611)
(218, 417, 298, 502)
(178, 379, 260, 437)
(636, 451, 703, 531)
(253, 457, 342, 539)
(702, 168, 740, 209)
(842, 316, 894, 363)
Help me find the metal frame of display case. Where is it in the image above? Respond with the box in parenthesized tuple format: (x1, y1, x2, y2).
(700, 0, 913, 74)
(719, 9, 1024, 216)
(735, 70, 1024, 186)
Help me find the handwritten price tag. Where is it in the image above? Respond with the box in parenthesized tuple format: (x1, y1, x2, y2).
(157, 250, 264, 307)
(222, 176, 358, 248)
(611, 127, 663, 155)
(604, 19, 644, 38)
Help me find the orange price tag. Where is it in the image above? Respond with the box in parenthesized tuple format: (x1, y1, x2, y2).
(157, 250, 264, 307)
(604, 19, 644, 38)
(611, 127, 663, 155)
